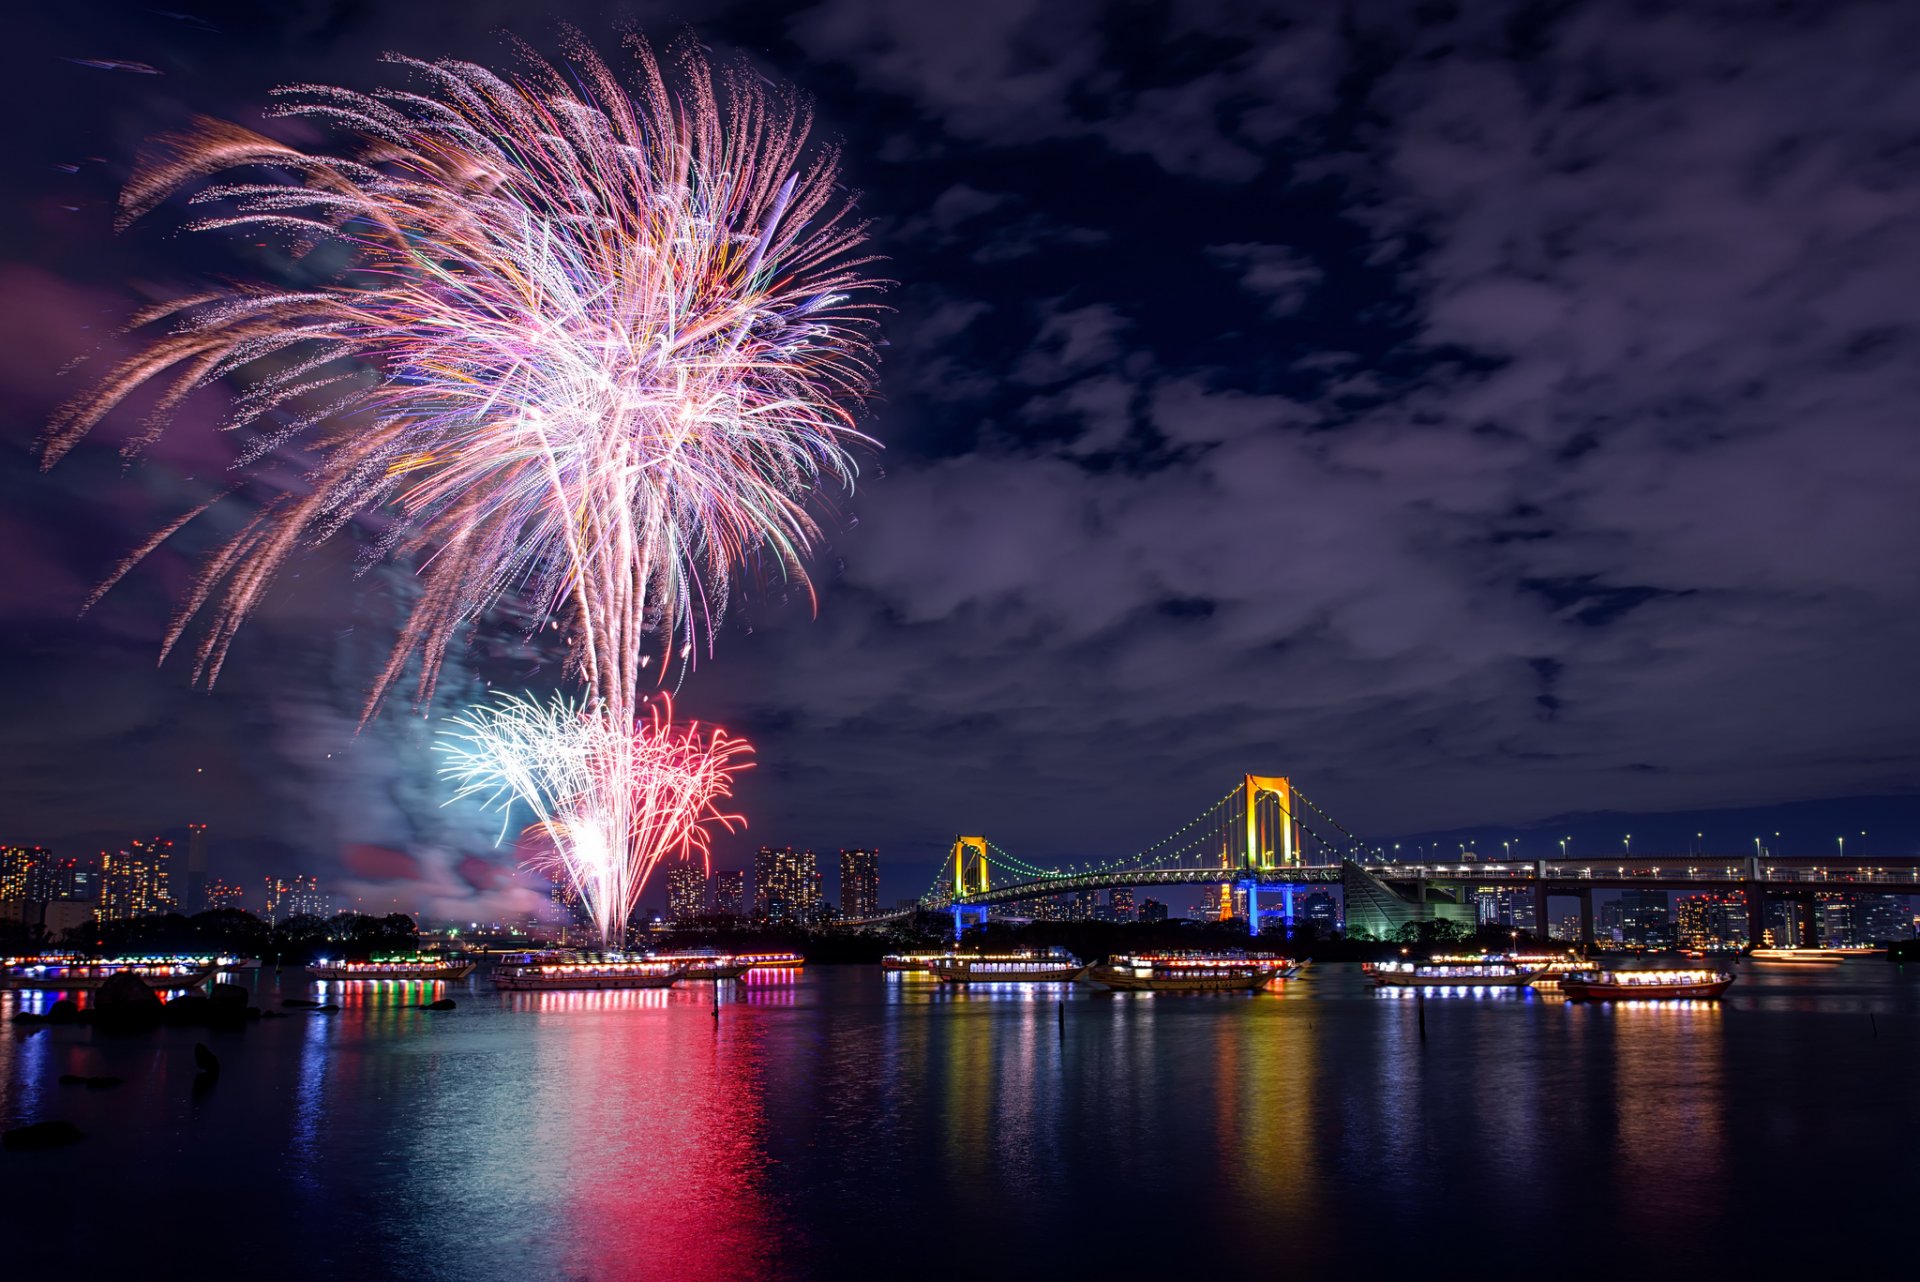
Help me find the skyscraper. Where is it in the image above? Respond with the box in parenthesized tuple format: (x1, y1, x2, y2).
(714, 869, 746, 917)
(0, 846, 52, 906)
(1109, 887, 1135, 920)
(1139, 898, 1169, 923)
(838, 849, 880, 919)
(185, 822, 210, 912)
(754, 846, 822, 922)
(99, 837, 174, 921)
(666, 863, 708, 922)
(287, 874, 326, 918)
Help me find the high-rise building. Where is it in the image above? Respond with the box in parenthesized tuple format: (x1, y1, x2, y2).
(713, 869, 746, 917)
(1618, 890, 1671, 948)
(1139, 897, 1169, 923)
(666, 864, 708, 922)
(1816, 896, 1855, 947)
(1109, 887, 1135, 920)
(753, 847, 822, 922)
(838, 849, 880, 919)
(0, 846, 54, 906)
(1301, 891, 1340, 934)
(1860, 894, 1913, 943)
(1068, 889, 1098, 921)
(286, 874, 326, 919)
(99, 837, 175, 921)
(185, 822, 210, 912)
(50, 857, 95, 903)
(204, 879, 247, 912)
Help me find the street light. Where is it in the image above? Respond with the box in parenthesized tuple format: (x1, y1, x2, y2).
(1624, 834, 1632, 857)
(1559, 837, 1569, 858)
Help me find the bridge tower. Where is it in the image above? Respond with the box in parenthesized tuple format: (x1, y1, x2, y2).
(1241, 775, 1299, 935)
(950, 836, 992, 940)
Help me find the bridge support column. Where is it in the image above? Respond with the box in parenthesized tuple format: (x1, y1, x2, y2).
(1799, 894, 1818, 948)
(1284, 885, 1296, 929)
(1744, 883, 1766, 947)
(951, 904, 990, 941)
(1246, 882, 1260, 936)
(1533, 884, 1550, 942)
(1578, 888, 1595, 950)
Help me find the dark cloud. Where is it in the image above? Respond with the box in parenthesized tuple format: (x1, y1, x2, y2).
(3, 1, 1918, 912)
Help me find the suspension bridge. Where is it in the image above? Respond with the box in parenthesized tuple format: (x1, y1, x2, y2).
(912, 773, 1920, 942)
(921, 775, 1365, 937)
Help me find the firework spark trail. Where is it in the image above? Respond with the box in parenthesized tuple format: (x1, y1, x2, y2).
(438, 692, 751, 948)
(46, 29, 880, 715)
(49, 32, 879, 941)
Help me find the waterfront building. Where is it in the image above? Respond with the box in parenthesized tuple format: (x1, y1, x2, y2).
(1301, 891, 1340, 934)
(1816, 896, 1855, 947)
(714, 869, 746, 917)
(839, 849, 880, 919)
(666, 864, 708, 922)
(1109, 887, 1135, 920)
(754, 846, 823, 923)
(1618, 890, 1671, 949)
(1860, 894, 1912, 942)
(99, 837, 175, 921)
(1139, 897, 1168, 923)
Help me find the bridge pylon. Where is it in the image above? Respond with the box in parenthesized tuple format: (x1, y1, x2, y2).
(950, 836, 992, 939)
(1241, 776, 1299, 936)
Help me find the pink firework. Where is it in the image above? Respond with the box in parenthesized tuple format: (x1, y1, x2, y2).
(440, 692, 751, 948)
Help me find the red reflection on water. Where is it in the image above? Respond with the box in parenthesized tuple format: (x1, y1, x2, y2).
(531, 989, 790, 1281)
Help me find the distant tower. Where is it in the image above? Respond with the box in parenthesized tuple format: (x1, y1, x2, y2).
(666, 864, 708, 922)
(713, 869, 746, 917)
(186, 822, 210, 912)
(838, 849, 879, 919)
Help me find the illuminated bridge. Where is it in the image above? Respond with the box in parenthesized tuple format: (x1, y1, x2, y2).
(919, 775, 1920, 943)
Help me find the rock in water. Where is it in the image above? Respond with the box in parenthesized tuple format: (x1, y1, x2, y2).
(210, 982, 248, 1008)
(193, 1043, 220, 1076)
(93, 973, 163, 1031)
(3, 1121, 85, 1151)
(422, 998, 457, 1011)
(46, 1000, 81, 1025)
(280, 999, 323, 1009)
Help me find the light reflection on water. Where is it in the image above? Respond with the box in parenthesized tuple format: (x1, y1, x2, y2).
(1, 962, 1917, 1280)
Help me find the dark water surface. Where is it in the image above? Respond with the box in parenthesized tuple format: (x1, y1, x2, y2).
(3, 963, 1917, 1280)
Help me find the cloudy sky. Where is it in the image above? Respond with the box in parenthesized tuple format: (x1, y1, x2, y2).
(3, 0, 1918, 915)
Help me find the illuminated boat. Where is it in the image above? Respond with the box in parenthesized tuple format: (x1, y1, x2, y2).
(0, 957, 217, 991)
(1559, 968, 1734, 1000)
(928, 950, 1087, 984)
(1749, 948, 1854, 964)
(1366, 959, 1528, 989)
(645, 951, 753, 981)
(1087, 952, 1302, 992)
(881, 952, 951, 973)
(734, 951, 805, 971)
(308, 957, 477, 981)
(491, 956, 689, 991)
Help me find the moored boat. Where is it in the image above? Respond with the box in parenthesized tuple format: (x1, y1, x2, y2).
(881, 952, 950, 973)
(928, 949, 1087, 984)
(0, 957, 217, 991)
(734, 951, 805, 971)
(1367, 959, 1529, 989)
(1087, 952, 1302, 992)
(646, 951, 753, 981)
(308, 957, 477, 981)
(1559, 968, 1734, 1000)
(492, 955, 689, 991)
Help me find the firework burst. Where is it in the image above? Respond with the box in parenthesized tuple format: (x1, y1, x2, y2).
(438, 692, 751, 947)
(47, 29, 880, 713)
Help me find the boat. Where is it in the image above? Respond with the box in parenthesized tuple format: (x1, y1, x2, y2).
(1559, 968, 1735, 1000)
(645, 951, 753, 981)
(734, 951, 805, 971)
(492, 955, 689, 991)
(881, 952, 951, 973)
(1087, 952, 1302, 992)
(308, 957, 477, 981)
(1749, 948, 1849, 965)
(928, 949, 1087, 984)
(0, 957, 217, 991)
(1367, 959, 1529, 989)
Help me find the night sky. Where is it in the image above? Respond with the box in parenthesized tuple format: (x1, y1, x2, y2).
(3, 1, 1918, 919)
